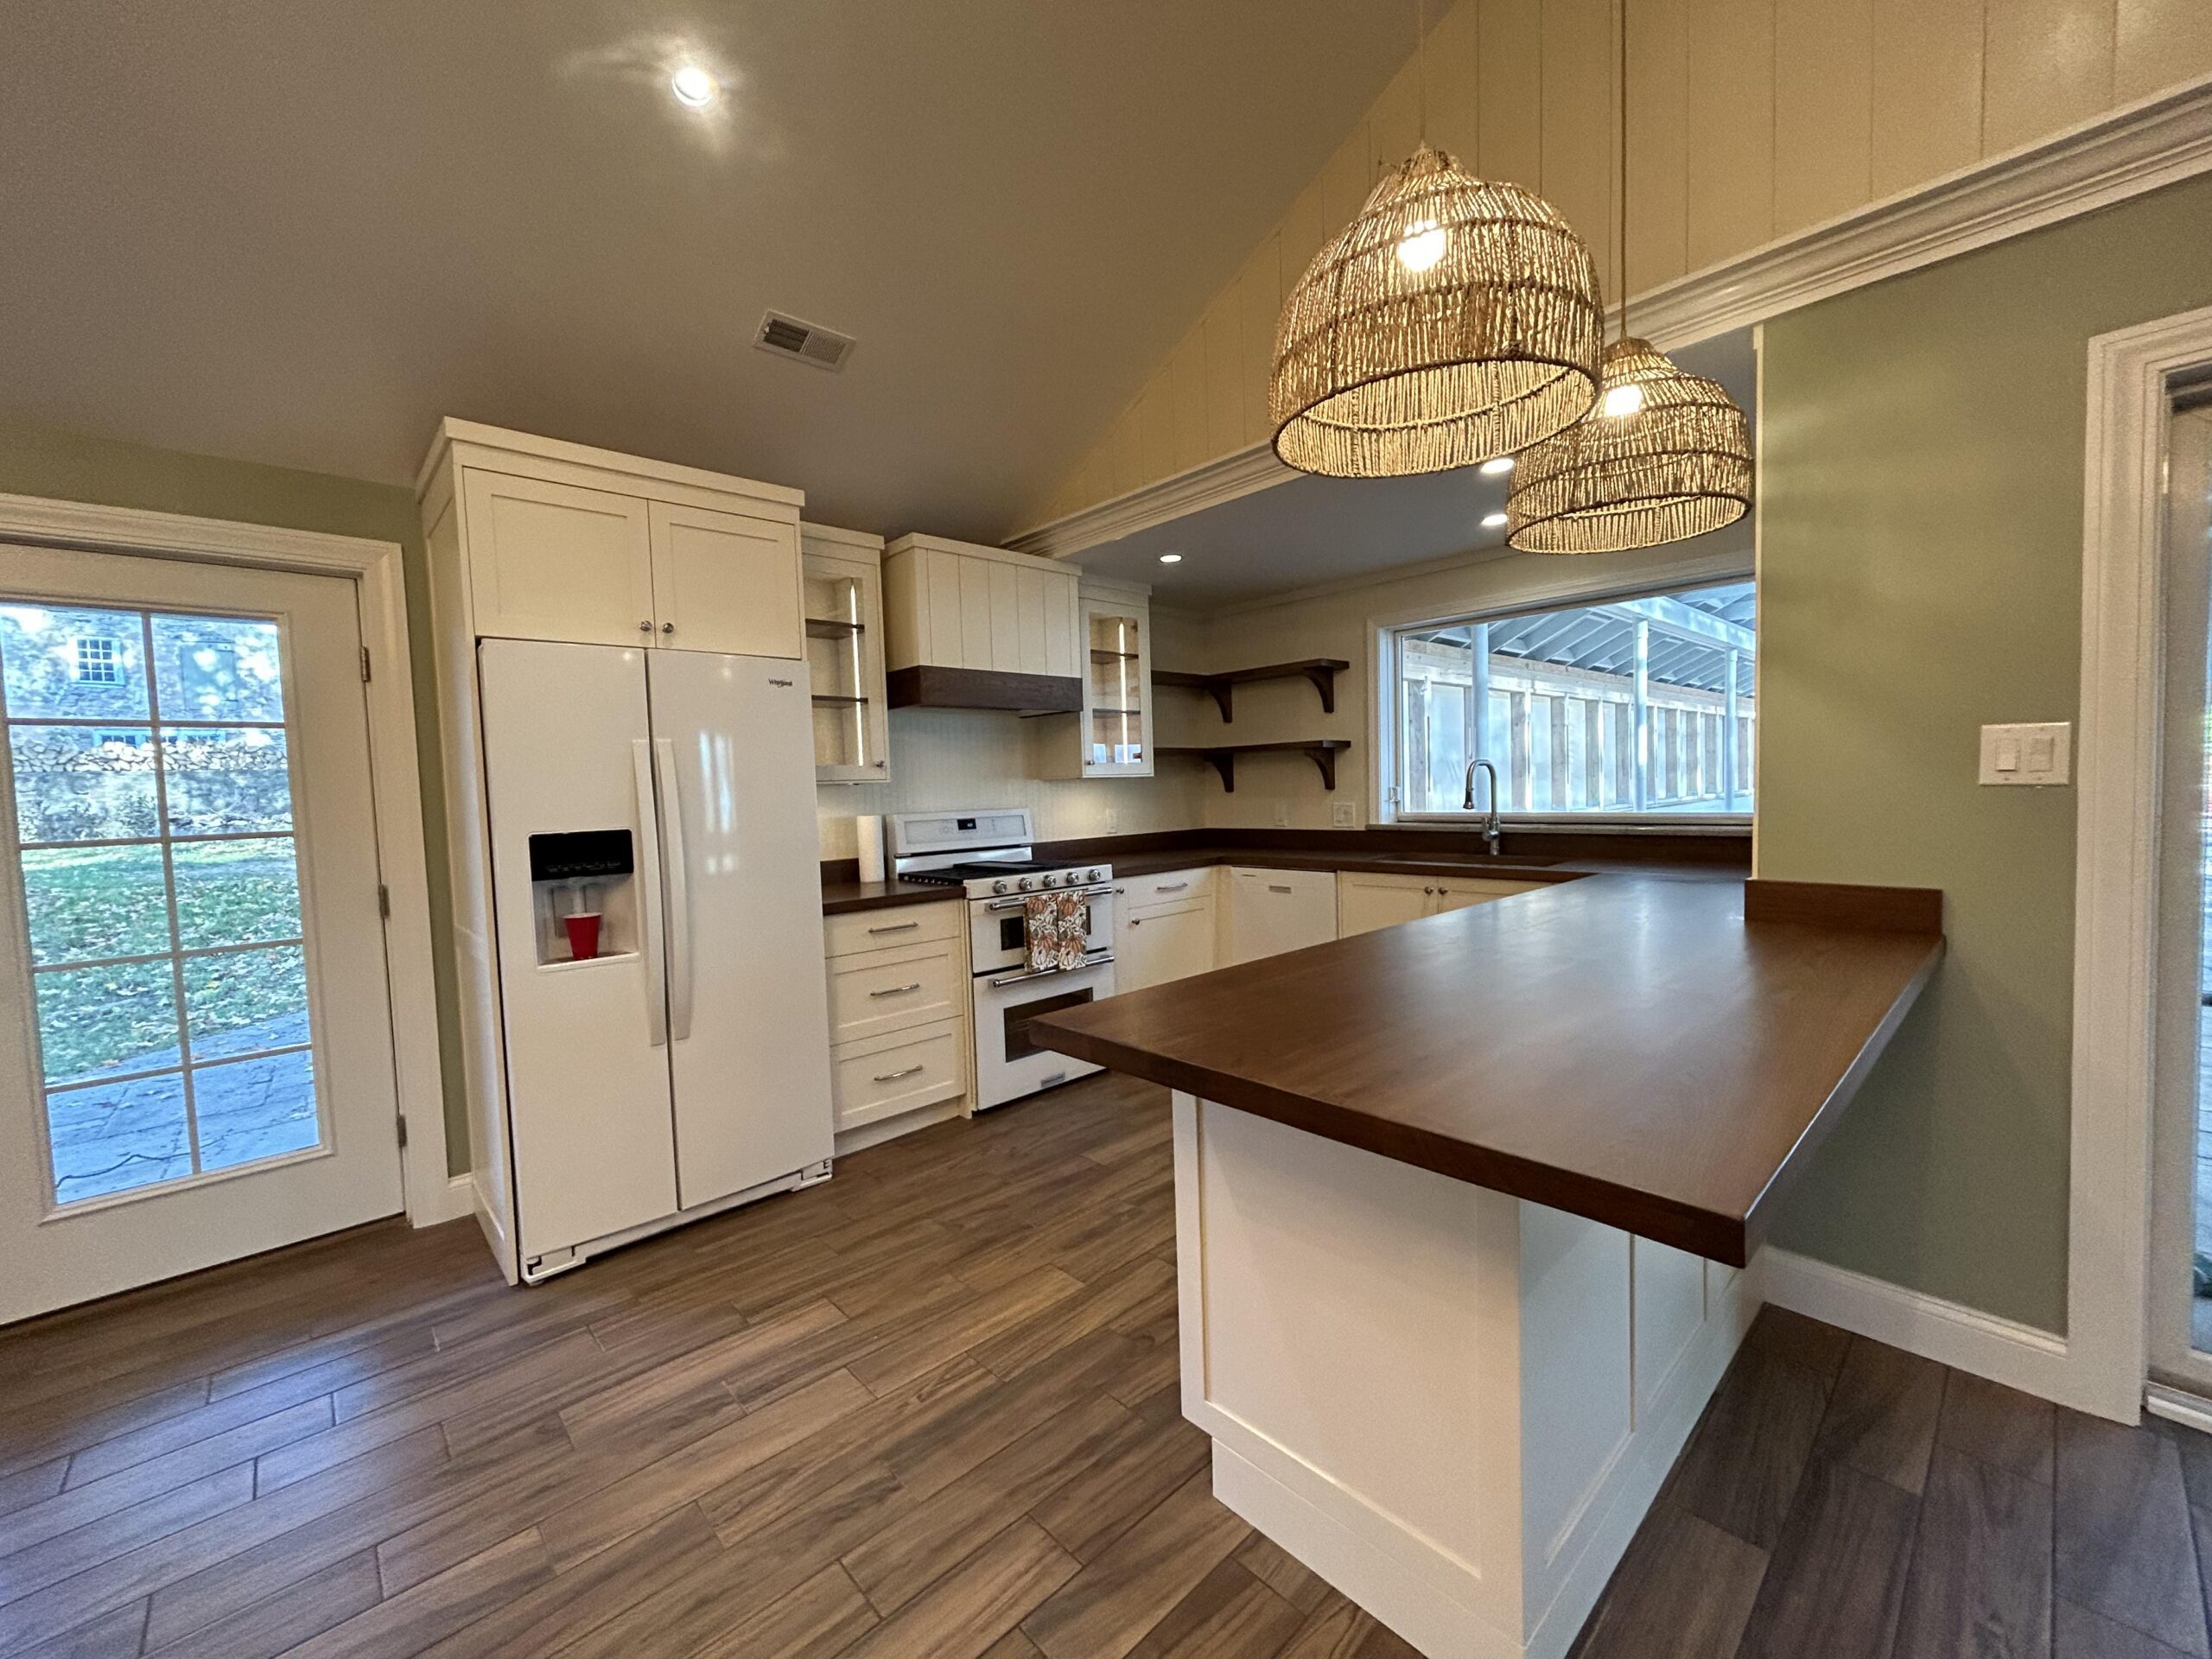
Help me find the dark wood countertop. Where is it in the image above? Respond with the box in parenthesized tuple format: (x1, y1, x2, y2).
(820, 836, 1745, 913)
(1028, 872, 1941, 1268)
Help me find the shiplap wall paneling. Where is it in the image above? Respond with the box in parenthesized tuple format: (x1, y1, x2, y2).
(1625, 0, 1689, 294)
(1869, 0, 1983, 198)
(1685, 0, 1776, 271)
(1984, 0, 2116, 156)
(1774, 0, 1873, 236)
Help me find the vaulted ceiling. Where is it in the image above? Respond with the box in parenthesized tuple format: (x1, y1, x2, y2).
(0, 2, 1415, 540)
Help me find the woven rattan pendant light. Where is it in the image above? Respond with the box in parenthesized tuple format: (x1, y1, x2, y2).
(1268, 5, 1605, 478)
(1505, 0, 1751, 552)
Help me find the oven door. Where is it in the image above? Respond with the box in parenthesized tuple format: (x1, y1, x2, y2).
(972, 951, 1116, 1109)
(970, 886, 1116, 975)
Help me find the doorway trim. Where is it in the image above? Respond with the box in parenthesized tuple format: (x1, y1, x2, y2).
(2072, 303, 2212, 1421)
(0, 492, 459, 1226)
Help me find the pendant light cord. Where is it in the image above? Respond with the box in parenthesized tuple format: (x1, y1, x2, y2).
(1414, 0, 1429, 143)
(1616, 0, 1629, 340)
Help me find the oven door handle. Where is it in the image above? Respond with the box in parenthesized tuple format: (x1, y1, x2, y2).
(986, 950, 1115, 988)
(983, 885, 1116, 912)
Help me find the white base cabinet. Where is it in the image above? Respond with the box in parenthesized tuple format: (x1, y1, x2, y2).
(1116, 868, 1217, 994)
(822, 901, 972, 1143)
(1338, 872, 1548, 937)
(1225, 868, 1338, 964)
(1173, 1092, 1756, 1658)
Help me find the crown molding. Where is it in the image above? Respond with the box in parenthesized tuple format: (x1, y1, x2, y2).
(1630, 71, 2212, 350)
(1006, 442, 1293, 563)
(1006, 71, 2212, 567)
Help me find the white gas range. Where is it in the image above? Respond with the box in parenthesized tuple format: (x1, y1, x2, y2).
(887, 809, 1115, 1109)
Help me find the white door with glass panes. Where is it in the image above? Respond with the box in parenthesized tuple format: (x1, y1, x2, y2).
(0, 545, 400, 1324)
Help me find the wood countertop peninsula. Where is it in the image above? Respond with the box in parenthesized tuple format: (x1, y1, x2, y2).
(1030, 872, 1941, 1267)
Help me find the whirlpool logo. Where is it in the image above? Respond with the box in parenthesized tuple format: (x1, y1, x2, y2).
(767, 677, 795, 689)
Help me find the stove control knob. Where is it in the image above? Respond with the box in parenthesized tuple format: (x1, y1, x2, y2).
(991, 880, 1009, 894)
(1017, 876, 1037, 891)
(1088, 867, 1106, 882)
(1043, 871, 1064, 887)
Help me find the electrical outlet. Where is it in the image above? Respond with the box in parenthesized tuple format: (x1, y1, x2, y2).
(1105, 808, 1118, 834)
(1332, 801, 1357, 828)
(1272, 802, 1290, 828)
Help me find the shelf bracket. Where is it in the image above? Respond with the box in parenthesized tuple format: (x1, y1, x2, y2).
(1206, 683, 1235, 722)
(1303, 664, 1338, 715)
(1205, 751, 1236, 792)
(1307, 747, 1337, 790)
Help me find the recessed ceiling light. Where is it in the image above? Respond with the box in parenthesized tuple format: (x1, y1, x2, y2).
(1158, 553, 1183, 564)
(1479, 456, 1514, 476)
(1481, 512, 1508, 529)
(671, 63, 719, 108)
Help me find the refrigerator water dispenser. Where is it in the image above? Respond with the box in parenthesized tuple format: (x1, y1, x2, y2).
(526, 829, 638, 965)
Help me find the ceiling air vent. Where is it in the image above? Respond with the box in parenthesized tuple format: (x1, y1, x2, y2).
(755, 311, 855, 372)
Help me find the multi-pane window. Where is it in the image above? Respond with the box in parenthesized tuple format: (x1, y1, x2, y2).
(1389, 580, 1755, 820)
(73, 636, 123, 684)
(1, 603, 321, 1206)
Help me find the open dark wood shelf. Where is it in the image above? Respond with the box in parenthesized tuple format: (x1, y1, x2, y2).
(804, 616, 864, 639)
(810, 694, 868, 706)
(1090, 648, 1138, 664)
(1159, 739, 1351, 793)
(1154, 658, 1351, 721)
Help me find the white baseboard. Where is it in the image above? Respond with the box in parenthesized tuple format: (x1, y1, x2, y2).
(1757, 1247, 2109, 1414)
(407, 1172, 477, 1229)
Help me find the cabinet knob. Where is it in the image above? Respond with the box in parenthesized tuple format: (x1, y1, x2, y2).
(1423, 886, 1434, 895)
(661, 622, 675, 635)
(639, 620, 652, 633)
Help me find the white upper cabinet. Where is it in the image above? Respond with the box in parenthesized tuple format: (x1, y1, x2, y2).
(648, 501, 804, 658)
(882, 534, 1080, 690)
(802, 524, 891, 784)
(461, 470, 656, 648)
(429, 420, 805, 658)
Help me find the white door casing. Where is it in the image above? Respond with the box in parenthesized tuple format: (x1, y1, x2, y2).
(0, 546, 404, 1322)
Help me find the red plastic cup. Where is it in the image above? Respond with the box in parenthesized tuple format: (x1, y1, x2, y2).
(563, 912, 603, 962)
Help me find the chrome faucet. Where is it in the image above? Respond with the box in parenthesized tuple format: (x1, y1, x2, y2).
(1462, 759, 1502, 856)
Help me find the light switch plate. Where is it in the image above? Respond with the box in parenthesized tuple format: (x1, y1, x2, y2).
(1979, 721, 2072, 785)
(1332, 800, 1358, 828)
(1272, 803, 1290, 827)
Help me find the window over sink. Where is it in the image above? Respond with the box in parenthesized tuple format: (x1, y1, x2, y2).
(1382, 579, 1755, 823)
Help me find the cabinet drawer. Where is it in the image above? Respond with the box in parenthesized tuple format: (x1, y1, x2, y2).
(823, 901, 963, 958)
(826, 938, 963, 1044)
(831, 1020, 964, 1129)
(1118, 867, 1212, 904)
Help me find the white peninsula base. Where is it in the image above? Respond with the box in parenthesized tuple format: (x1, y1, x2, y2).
(1170, 1092, 1761, 1659)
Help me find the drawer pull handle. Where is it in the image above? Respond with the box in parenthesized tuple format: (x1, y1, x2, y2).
(1268, 884, 1293, 894)
(1154, 881, 1188, 893)
(868, 982, 922, 998)
(867, 921, 920, 935)
(872, 1064, 926, 1083)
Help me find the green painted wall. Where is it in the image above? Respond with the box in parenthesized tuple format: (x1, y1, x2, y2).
(0, 415, 468, 1174)
(1760, 172, 2212, 1332)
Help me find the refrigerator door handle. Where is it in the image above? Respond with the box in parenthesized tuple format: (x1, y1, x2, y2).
(631, 739, 670, 1048)
(653, 737, 695, 1043)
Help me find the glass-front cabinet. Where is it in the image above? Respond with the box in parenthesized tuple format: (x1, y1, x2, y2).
(1074, 582, 1153, 779)
(799, 524, 889, 784)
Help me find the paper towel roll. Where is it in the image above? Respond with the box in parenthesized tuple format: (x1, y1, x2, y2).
(855, 814, 886, 884)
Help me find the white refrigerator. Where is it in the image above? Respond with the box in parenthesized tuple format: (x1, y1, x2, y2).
(478, 639, 833, 1277)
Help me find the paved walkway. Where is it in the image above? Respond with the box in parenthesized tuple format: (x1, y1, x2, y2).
(45, 1012, 315, 1204)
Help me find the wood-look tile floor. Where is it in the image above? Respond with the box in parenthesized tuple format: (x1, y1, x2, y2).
(1, 1071, 2205, 1659)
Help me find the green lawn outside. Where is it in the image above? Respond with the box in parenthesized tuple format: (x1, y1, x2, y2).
(23, 840, 306, 1082)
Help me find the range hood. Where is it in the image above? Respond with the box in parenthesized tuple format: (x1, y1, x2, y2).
(886, 665, 1082, 714)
